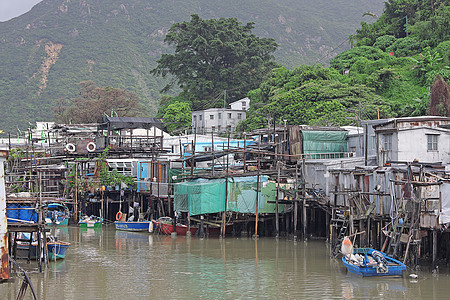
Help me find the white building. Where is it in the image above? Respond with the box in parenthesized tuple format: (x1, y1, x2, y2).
(191, 97, 250, 134)
(373, 116, 450, 165)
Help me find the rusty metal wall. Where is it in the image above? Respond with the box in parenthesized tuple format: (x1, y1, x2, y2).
(0, 150, 9, 280)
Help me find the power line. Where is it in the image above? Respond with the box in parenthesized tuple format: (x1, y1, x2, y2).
(315, 39, 350, 65)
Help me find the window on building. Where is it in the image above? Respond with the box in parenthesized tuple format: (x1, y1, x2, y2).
(199, 115, 202, 121)
(237, 113, 242, 119)
(218, 113, 222, 119)
(427, 134, 438, 151)
(227, 125, 232, 132)
(242, 102, 246, 108)
(383, 134, 392, 151)
(228, 113, 232, 119)
(218, 125, 221, 132)
(212, 126, 215, 132)
(210, 115, 214, 120)
(193, 115, 197, 122)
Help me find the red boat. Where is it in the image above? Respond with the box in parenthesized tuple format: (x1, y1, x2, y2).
(152, 217, 198, 235)
(152, 217, 222, 236)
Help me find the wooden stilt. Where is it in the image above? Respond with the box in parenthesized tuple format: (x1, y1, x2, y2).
(432, 229, 437, 270)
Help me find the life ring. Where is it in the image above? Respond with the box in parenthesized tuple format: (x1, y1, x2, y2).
(65, 143, 76, 153)
(86, 142, 96, 152)
(116, 211, 123, 221)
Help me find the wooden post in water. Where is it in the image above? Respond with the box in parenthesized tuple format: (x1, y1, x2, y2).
(432, 229, 437, 270)
(254, 135, 262, 238)
(221, 133, 230, 238)
(167, 164, 172, 216)
(294, 163, 298, 238)
(190, 127, 197, 176)
(75, 162, 78, 223)
(275, 161, 280, 237)
(255, 170, 260, 238)
(211, 131, 215, 176)
(101, 188, 104, 219)
(243, 133, 247, 173)
(331, 185, 338, 246)
(301, 159, 307, 240)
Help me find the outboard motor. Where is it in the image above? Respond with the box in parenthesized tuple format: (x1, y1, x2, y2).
(372, 250, 388, 273)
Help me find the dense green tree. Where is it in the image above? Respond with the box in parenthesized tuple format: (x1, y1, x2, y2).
(162, 101, 192, 134)
(350, 0, 449, 48)
(54, 81, 141, 124)
(330, 46, 388, 71)
(373, 35, 397, 51)
(238, 66, 393, 131)
(152, 14, 278, 110)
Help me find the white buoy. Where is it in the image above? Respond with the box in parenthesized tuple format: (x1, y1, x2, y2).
(148, 221, 154, 233)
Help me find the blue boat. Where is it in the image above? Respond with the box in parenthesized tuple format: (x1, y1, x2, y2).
(47, 241, 71, 260)
(114, 221, 152, 232)
(15, 234, 71, 261)
(44, 203, 70, 226)
(342, 248, 406, 277)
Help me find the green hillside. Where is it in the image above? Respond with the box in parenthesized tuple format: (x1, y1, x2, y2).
(0, 0, 384, 132)
(238, 0, 450, 131)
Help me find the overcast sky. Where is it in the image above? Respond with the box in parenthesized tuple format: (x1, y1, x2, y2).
(0, 0, 42, 22)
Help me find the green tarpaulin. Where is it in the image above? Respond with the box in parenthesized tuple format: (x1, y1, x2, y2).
(302, 130, 347, 158)
(174, 176, 281, 216)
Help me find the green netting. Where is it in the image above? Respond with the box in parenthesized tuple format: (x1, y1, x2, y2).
(174, 176, 282, 215)
(174, 179, 226, 215)
(302, 130, 348, 153)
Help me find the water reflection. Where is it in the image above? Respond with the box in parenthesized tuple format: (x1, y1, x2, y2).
(1, 227, 450, 299)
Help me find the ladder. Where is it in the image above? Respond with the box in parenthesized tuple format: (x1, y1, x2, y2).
(331, 213, 349, 256)
(386, 216, 410, 259)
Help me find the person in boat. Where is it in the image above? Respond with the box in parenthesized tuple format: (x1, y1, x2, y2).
(127, 205, 135, 221)
(51, 211, 57, 223)
(133, 201, 140, 221)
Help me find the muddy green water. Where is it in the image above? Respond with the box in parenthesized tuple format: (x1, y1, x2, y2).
(1, 226, 449, 299)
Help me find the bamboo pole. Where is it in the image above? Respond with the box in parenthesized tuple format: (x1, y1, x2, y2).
(211, 131, 215, 176)
(294, 163, 298, 238)
(74, 162, 78, 223)
(254, 136, 261, 238)
(221, 133, 230, 237)
(243, 133, 247, 173)
(275, 161, 280, 237)
(302, 159, 307, 239)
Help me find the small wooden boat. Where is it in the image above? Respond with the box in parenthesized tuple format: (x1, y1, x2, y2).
(342, 248, 406, 277)
(152, 217, 198, 235)
(114, 221, 152, 232)
(79, 215, 103, 228)
(15, 234, 70, 261)
(47, 241, 71, 260)
(44, 203, 70, 226)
